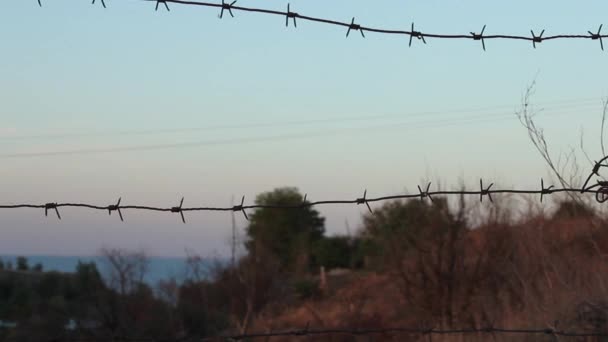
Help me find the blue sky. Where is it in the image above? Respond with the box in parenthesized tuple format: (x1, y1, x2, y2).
(1, 0, 607, 256)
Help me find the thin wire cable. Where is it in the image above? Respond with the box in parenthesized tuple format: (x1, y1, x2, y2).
(0, 106, 586, 158)
(0, 97, 600, 142)
(36, 0, 608, 50)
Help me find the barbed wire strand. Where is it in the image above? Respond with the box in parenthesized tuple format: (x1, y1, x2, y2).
(3, 178, 608, 222)
(35, 0, 607, 50)
(209, 326, 608, 340)
(22, 326, 608, 341)
(3, 155, 608, 221)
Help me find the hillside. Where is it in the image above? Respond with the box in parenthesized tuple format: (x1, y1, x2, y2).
(250, 215, 608, 341)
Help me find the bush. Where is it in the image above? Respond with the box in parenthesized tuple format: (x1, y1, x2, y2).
(312, 236, 353, 270)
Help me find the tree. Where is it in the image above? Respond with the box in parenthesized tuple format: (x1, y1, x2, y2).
(312, 236, 355, 270)
(101, 248, 148, 296)
(74, 261, 104, 292)
(16, 257, 28, 271)
(359, 196, 509, 330)
(245, 187, 325, 272)
(359, 197, 454, 267)
(94, 249, 177, 339)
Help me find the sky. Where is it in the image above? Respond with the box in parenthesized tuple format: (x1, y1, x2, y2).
(1, 0, 607, 257)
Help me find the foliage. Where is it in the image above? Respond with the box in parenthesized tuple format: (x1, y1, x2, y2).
(553, 199, 596, 219)
(312, 236, 358, 270)
(359, 197, 456, 267)
(16, 257, 28, 271)
(293, 278, 321, 300)
(245, 187, 325, 272)
(0, 254, 179, 340)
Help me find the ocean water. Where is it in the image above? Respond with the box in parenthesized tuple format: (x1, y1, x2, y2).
(0, 255, 195, 285)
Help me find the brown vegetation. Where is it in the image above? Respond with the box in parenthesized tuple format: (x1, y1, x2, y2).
(248, 203, 608, 342)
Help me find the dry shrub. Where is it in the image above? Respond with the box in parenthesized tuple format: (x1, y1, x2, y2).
(250, 201, 608, 342)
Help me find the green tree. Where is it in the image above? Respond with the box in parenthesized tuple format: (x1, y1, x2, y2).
(16, 257, 28, 271)
(246, 187, 325, 272)
(74, 261, 104, 292)
(312, 236, 354, 270)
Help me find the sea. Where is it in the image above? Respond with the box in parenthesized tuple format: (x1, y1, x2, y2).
(0, 255, 202, 285)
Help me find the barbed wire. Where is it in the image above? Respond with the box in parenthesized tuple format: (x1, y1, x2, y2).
(21, 325, 608, 341)
(2, 156, 608, 221)
(3, 178, 608, 222)
(209, 325, 608, 340)
(32, 0, 606, 50)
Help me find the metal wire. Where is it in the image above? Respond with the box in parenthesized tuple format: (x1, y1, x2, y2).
(33, 0, 606, 50)
(29, 326, 608, 341)
(208, 326, 608, 340)
(2, 179, 608, 222)
(2, 153, 607, 221)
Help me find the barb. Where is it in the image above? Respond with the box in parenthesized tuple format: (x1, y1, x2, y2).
(92, 0, 106, 8)
(531, 29, 545, 48)
(219, 0, 236, 19)
(470, 24, 486, 51)
(107, 197, 123, 221)
(417, 182, 433, 202)
(479, 179, 494, 202)
(409, 22, 426, 47)
(32, 0, 608, 49)
(540, 178, 554, 203)
(155, 0, 170, 12)
(233, 195, 248, 220)
(44, 203, 61, 220)
(285, 3, 297, 28)
(171, 197, 186, 223)
(356, 189, 373, 213)
(346, 17, 365, 38)
(589, 24, 604, 50)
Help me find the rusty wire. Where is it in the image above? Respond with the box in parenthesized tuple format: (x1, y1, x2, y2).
(32, 0, 606, 50)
